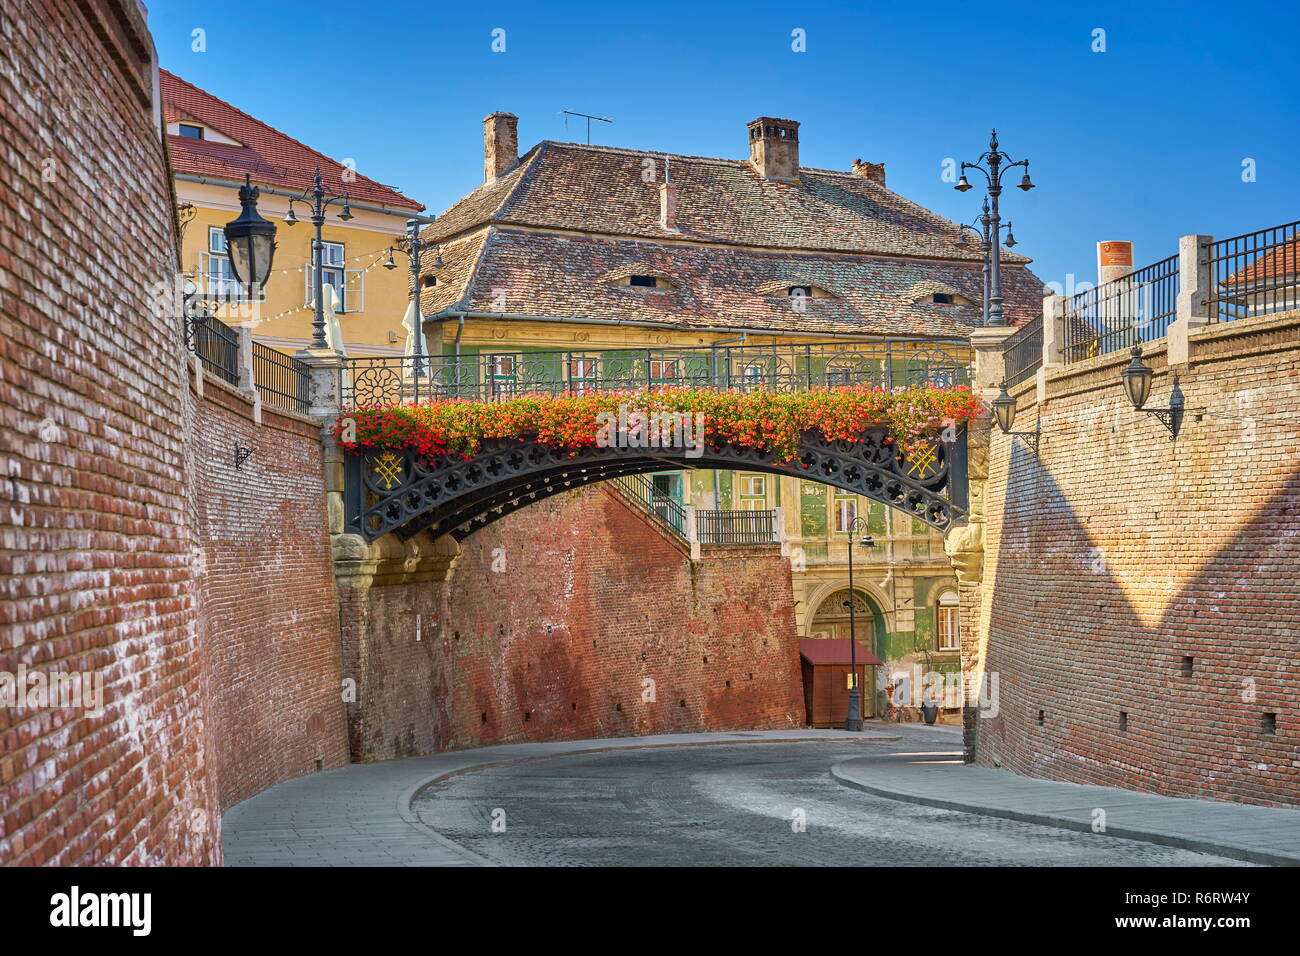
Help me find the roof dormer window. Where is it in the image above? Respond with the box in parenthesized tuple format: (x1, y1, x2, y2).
(629, 275, 657, 287)
(788, 285, 813, 298)
(932, 293, 953, 304)
(178, 123, 204, 139)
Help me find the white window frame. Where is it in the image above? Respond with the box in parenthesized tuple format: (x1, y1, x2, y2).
(833, 493, 857, 533)
(937, 590, 960, 651)
(570, 357, 598, 392)
(739, 474, 767, 510)
(201, 228, 244, 300)
(304, 240, 364, 313)
(649, 359, 678, 382)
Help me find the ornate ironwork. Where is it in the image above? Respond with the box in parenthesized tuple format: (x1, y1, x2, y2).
(341, 338, 971, 407)
(344, 427, 968, 543)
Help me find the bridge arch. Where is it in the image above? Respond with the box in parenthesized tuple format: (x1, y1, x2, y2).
(344, 426, 968, 543)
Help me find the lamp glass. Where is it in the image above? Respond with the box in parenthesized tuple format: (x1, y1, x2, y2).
(1121, 347, 1153, 409)
(223, 175, 277, 293)
(991, 385, 1016, 433)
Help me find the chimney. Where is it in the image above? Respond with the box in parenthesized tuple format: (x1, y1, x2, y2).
(483, 112, 518, 183)
(747, 117, 800, 181)
(850, 157, 886, 186)
(658, 158, 678, 231)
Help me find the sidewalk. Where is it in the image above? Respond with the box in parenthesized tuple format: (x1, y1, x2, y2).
(221, 729, 895, 866)
(831, 753, 1300, 866)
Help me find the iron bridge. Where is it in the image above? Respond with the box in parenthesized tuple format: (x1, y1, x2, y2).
(344, 428, 968, 543)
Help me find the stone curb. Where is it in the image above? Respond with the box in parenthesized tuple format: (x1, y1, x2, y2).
(830, 759, 1300, 867)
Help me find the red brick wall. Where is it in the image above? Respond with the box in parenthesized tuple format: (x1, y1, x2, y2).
(977, 313, 1300, 807)
(0, 0, 217, 864)
(190, 377, 348, 810)
(343, 485, 805, 761)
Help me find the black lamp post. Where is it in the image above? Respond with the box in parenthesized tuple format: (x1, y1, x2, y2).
(222, 174, 277, 297)
(1122, 346, 1186, 439)
(843, 517, 874, 732)
(955, 130, 1034, 327)
(284, 168, 354, 350)
(955, 196, 1017, 326)
(383, 219, 442, 379)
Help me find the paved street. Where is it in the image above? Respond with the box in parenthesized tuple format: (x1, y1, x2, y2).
(408, 726, 1248, 867)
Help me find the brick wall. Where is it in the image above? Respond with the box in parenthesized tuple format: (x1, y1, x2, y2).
(342, 485, 805, 761)
(977, 312, 1300, 806)
(0, 0, 217, 864)
(190, 376, 348, 810)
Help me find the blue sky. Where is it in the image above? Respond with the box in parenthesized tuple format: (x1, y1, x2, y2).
(150, 0, 1298, 290)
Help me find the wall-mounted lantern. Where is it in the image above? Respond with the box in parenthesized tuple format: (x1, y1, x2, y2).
(990, 383, 1042, 454)
(1122, 346, 1186, 440)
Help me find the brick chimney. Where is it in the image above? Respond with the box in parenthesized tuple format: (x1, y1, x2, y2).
(850, 157, 886, 186)
(658, 158, 678, 231)
(747, 117, 800, 181)
(483, 112, 518, 183)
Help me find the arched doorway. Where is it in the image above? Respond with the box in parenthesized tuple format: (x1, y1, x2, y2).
(808, 588, 884, 718)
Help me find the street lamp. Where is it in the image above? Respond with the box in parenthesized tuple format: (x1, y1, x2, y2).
(953, 196, 1015, 326)
(383, 219, 440, 378)
(843, 516, 875, 732)
(222, 174, 277, 297)
(954, 130, 1035, 327)
(1121, 346, 1187, 439)
(283, 168, 354, 350)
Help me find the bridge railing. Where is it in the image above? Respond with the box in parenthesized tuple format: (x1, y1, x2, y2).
(340, 338, 972, 407)
(1000, 315, 1042, 387)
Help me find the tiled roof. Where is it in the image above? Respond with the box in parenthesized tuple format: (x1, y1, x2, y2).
(1223, 235, 1299, 285)
(420, 227, 1043, 336)
(427, 141, 1028, 263)
(161, 71, 422, 211)
(417, 134, 1045, 337)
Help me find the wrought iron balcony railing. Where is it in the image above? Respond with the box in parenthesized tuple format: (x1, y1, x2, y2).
(340, 338, 972, 408)
(695, 509, 778, 545)
(1063, 254, 1180, 363)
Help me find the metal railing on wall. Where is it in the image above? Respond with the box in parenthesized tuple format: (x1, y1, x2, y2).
(1001, 315, 1042, 386)
(191, 313, 240, 386)
(339, 338, 972, 408)
(251, 341, 311, 413)
(1206, 221, 1300, 322)
(1062, 253, 1179, 363)
(695, 509, 778, 545)
(612, 474, 687, 536)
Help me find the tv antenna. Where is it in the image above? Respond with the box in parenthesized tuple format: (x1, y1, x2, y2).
(559, 110, 612, 145)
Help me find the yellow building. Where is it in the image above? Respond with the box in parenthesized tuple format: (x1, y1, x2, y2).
(163, 70, 424, 356)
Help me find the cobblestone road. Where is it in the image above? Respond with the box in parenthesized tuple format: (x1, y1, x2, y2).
(411, 727, 1250, 867)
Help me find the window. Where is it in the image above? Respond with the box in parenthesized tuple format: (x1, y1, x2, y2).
(629, 275, 657, 288)
(649, 359, 678, 382)
(788, 286, 813, 297)
(937, 590, 960, 651)
(487, 354, 516, 396)
(739, 474, 767, 510)
(203, 227, 241, 299)
(178, 124, 204, 139)
(932, 293, 954, 304)
(570, 357, 598, 393)
(306, 241, 363, 312)
(833, 489, 857, 533)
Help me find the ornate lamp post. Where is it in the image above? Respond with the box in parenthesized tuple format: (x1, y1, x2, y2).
(955, 130, 1034, 327)
(843, 517, 875, 732)
(384, 219, 443, 378)
(283, 168, 354, 349)
(955, 196, 1017, 325)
